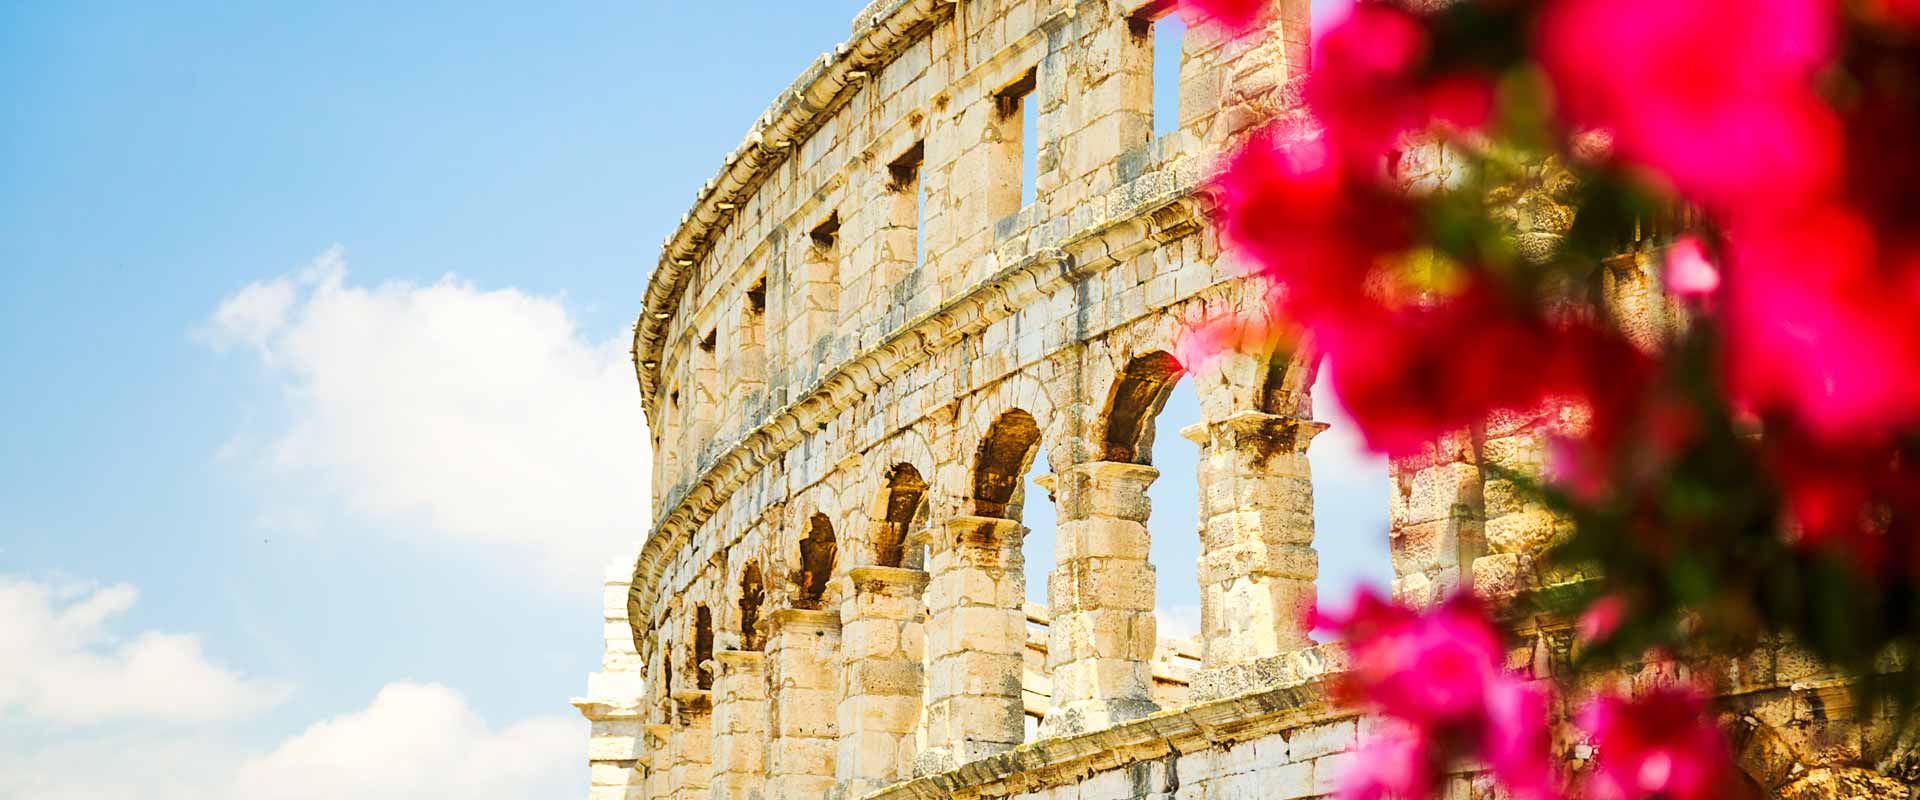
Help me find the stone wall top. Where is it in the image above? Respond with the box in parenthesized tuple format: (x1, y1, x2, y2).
(629, 0, 954, 413)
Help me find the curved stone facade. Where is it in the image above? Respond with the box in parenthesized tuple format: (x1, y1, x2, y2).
(577, 2, 1902, 799)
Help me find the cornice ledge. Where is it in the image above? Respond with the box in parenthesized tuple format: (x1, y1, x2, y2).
(859, 672, 1350, 800)
(628, 176, 1218, 635)
(630, 0, 962, 414)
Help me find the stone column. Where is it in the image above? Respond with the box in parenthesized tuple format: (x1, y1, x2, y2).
(708, 650, 768, 800)
(765, 608, 842, 800)
(835, 566, 929, 797)
(1389, 429, 1488, 604)
(1039, 461, 1160, 737)
(665, 692, 712, 800)
(1182, 410, 1324, 699)
(917, 515, 1028, 773)
(579, 558, 648, 800)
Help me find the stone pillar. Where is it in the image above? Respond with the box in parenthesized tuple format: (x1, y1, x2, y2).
(1183, 411, 1323, 699)
(665, 693, 712, 800)
(917, 515, 1027, 773)
(1039, 461, 1160, 737)
(1474, 411, 1577, 600)
(835, 566, 929, 797)
(1388, 429, 1486, 605)
(708, 650, 768, 800)
(578, 557, 647, 800)
(765, 608, 842, 800)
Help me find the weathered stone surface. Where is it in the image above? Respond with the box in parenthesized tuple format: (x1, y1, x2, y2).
(588, 2, 1899, 799)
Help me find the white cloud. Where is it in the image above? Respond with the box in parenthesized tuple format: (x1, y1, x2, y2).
(1155, 604, 1203, 644)
(199, 266, 302, 357)
(231, 683, 580, 800)
(0, 683, 580, 800)
(1306, 362, 1389, 492)
(0, 573, 582, 799)
(203, 249, 652, 587)
(0, 576, 290, 725)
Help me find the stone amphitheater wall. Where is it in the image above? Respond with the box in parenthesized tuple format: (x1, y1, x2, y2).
(576, 2, 1901, 798)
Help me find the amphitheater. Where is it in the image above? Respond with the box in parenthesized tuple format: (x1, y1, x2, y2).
(574, 1, 1906, 797)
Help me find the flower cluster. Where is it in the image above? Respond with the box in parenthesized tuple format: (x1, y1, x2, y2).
(1185, 0, 1920, 795)
(1313, 592, 1557, 799)
(1318, 594, 1740, 800)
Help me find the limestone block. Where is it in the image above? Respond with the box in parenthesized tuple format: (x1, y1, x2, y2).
(1390, 461, 1482, 528)
(1286, 720, 1356, 761)
(1390, 518, 1481, 578)
(1484, 507, 1567, 557)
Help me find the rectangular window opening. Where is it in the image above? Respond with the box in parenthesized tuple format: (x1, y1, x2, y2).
(994, 69, 1040, 212)
(746, 277, 767, 316)
(1147, 7, 1187, 138)
(809, 212, 841, 250)
(888, 143, 925, 269)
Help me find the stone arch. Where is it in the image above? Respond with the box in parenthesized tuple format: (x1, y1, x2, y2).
(1258, 342, 1318, 417)
(737, 561, 766, 651)
(795, 512, 837, 609)
(1101, 350, 1184, 464)
(973, 408, 1043, 519)
(692, 604, 715, 690)
(872, 463, 928, 568)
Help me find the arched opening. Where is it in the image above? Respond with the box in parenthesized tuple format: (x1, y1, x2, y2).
(796, 513, 837, 609)
(1142, 373, 1204, 683)
(973, 408, 1051, 739)
(1019, 440, 1057, 741)
(875, 464, 927, 568)
(974, 409, 1042, 519)
(1304, 360, 1393, 635)
(1104, 351, 1183, 464)
(738, 562, 765, 651)
(693, 605, 714, 690)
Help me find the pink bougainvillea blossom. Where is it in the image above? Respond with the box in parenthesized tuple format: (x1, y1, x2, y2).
(1579, 687, 1738, 800)
(1538, 0, 1841, 216)
(1305, 4, 1491, 165)
(1311, 283, 1650, 457)
(1722, 206, 1920, 441)
(1316, 591, 1564, 800)
(1662, 236, 1720, 300)
(1211, 129, 1413, 325)
(1576, 594, 1628, 644)
(1317, 590, 1507, 726)
(1340, 730, 1440, 800)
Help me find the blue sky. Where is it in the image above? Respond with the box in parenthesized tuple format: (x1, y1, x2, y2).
(0, 2, 1372, 797)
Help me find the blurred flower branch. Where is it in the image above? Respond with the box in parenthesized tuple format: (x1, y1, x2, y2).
(1181, 0, 1920, 796)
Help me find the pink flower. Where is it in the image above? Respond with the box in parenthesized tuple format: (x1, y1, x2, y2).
(1312, 283, 1649, 457)
(1178, 0, 1269, 34)
(1316, 590, 1506, 726)
(1482, 677, 1562, 800)
(1319, 591, 1567, 800)
(1577, 595, 1627, 644)
(1340, 731, 1439, 800)
(1579, 687, 1736, 800)
(1662, 236, 1720, 300)
(1304, 5, 1493, 166)
(1212, 129, 1414, 326)
(1538, 0, 1841, 217)
(1723, 206, 1920, 440)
